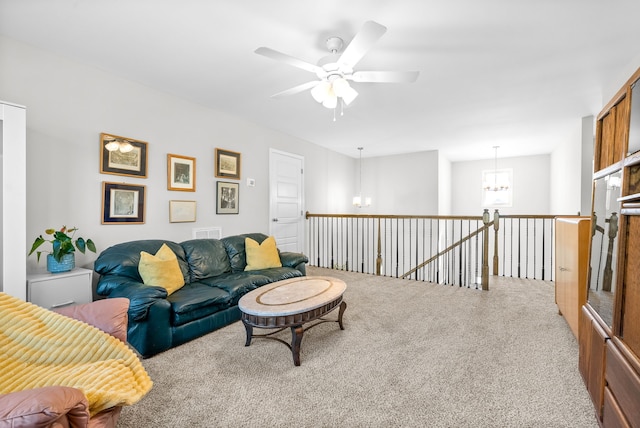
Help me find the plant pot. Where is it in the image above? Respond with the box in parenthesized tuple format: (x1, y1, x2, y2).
(47, 253, 75, 273)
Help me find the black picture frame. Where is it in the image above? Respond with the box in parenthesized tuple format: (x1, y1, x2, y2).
(216, 181, 239, 214)
(215, 148, 241, 180)
(101, 181, 146, 224)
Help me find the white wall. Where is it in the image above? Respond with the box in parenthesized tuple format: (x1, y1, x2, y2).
(438, 154, 452, 215)
(451, 154, 551, 216)
(356, 150, 440, 215)
(0, 36, 355, 274)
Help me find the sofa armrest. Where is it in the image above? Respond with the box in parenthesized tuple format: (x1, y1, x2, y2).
(279, 252, 308, 268)
(96, 275, 168, 322)
(0, 386, 89, 427)
(55, 298, 130, 343)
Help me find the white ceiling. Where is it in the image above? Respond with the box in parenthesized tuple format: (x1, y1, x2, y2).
(2, 0, 640, 161)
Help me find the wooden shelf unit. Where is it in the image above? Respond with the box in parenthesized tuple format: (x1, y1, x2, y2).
(582, 65, 640, 427)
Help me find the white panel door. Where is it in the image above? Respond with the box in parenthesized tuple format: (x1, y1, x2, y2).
(269, 149, 304, 253)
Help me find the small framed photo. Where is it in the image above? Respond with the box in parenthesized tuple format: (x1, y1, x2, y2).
(215, 148, 241, 180)
(216, 181, 239, 214)
(169, 200, 197, 223)
(100, 133, 148, 178)
(167, 153, 196, 191)
(102, 182, 146, 224)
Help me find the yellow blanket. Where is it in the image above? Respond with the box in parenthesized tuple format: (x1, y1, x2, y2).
(0, 292, 152, 416)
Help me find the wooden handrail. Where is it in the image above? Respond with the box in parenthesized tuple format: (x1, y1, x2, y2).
(305, 210, 561, 288)
(306, 212, 483, 220)
(401, 223, 492, 279)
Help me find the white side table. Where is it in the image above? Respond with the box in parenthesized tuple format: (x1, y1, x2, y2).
(27, 267, 93, 309)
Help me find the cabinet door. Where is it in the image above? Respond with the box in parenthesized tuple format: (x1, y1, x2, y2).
(620, 216, 640, 356)
(595, 95, 629, 171)
(579, 306, 608, 421)
(604, 341, 640, 427)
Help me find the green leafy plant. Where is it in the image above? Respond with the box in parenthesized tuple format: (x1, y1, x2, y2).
(28, 226, 96, 262)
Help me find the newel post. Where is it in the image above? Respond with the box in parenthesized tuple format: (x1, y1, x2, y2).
(376, 218, 382, 276)
(482, 209, 490, 290)
(493, 209, 500, 275)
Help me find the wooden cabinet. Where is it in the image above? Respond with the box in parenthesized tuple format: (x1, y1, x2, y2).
(27, 268, 93, 309)
(583, 66, 640, 427)
(579, 305, 609, 419)
(555, 217, 590, 338)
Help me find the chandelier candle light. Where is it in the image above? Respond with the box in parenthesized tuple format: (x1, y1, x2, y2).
(484, 146, 510, 192)
(353, 147, 371, 208)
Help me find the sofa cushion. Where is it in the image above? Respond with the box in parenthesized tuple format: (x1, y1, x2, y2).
(167, 282, 231, 327)
(222, 233, 268, 273)
(139, 244, 185, 295)
(94, 240, 189, 283)
(181, 239, 231, 281)
(200, 272, 271, 305)
(244, 236, 282, 271)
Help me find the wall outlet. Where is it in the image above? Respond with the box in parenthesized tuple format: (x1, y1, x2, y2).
(247, 178, 256, 187)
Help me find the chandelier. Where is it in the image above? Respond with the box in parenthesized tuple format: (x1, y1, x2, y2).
(483, 146, 509, 191)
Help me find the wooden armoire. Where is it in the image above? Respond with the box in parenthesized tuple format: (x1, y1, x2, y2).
(580, 66, 640, 427)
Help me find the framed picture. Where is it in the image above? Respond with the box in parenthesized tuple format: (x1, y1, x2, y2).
(215, 148, 241, 179)
(169, 200, 197, 223)
(167, 154, 196, 191)
(216, 181, 239, 214)
(101, 182, 146, 224)
(100, 133, 148, 178)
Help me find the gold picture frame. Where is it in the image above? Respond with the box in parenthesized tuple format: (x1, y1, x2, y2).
(100, 133, 148, 178)
(215, 148, 241, 180)
(167, 153, 196, 192)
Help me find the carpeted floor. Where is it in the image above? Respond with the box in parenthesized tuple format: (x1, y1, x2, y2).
(117, 267, 598, 428)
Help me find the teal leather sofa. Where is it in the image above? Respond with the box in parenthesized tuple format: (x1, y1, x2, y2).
(94, 233, 308, 358)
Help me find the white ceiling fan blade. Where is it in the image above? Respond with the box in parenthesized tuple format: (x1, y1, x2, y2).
(271, 81, 320, 98)
(351, 70, 419, 83)
(255, 47, 323, 74)
(338, 21, 387, 69)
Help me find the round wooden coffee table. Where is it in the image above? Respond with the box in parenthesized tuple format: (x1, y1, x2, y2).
(238, 276, 347, 366)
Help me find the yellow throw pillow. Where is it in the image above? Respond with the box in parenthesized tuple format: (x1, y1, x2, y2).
(138, 243, 185, 295)
(244, 236, 282, 271)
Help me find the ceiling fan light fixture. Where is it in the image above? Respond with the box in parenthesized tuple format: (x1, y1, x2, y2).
(311, 81, 330, 103)
(322, 92, 338, 109)
(341, 84, 358, 105)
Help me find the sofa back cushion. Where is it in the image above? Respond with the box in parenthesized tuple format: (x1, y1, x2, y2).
(94, 240, 189, 283)
(221, 233, 268, 273)
(180, 239, 231, 282)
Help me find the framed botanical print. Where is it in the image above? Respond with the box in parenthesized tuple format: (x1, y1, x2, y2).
(216, 181, 239, 214)
(167, 154, 196, 191)
(100, 133, 148, 178)
(215, 148, 241, 180)
(169, 200, 197, 223)
(101, 182, 146, 224)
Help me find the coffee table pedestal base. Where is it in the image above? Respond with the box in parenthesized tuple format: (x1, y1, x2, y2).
(242, 299, 346, 366)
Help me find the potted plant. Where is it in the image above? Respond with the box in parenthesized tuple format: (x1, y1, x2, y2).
(28, 226, 96, 273)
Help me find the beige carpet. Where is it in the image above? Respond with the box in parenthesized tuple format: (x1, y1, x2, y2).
(117, 267, 598, 428)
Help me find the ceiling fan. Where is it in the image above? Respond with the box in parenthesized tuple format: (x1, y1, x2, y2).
(255, 21, 419, 110)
